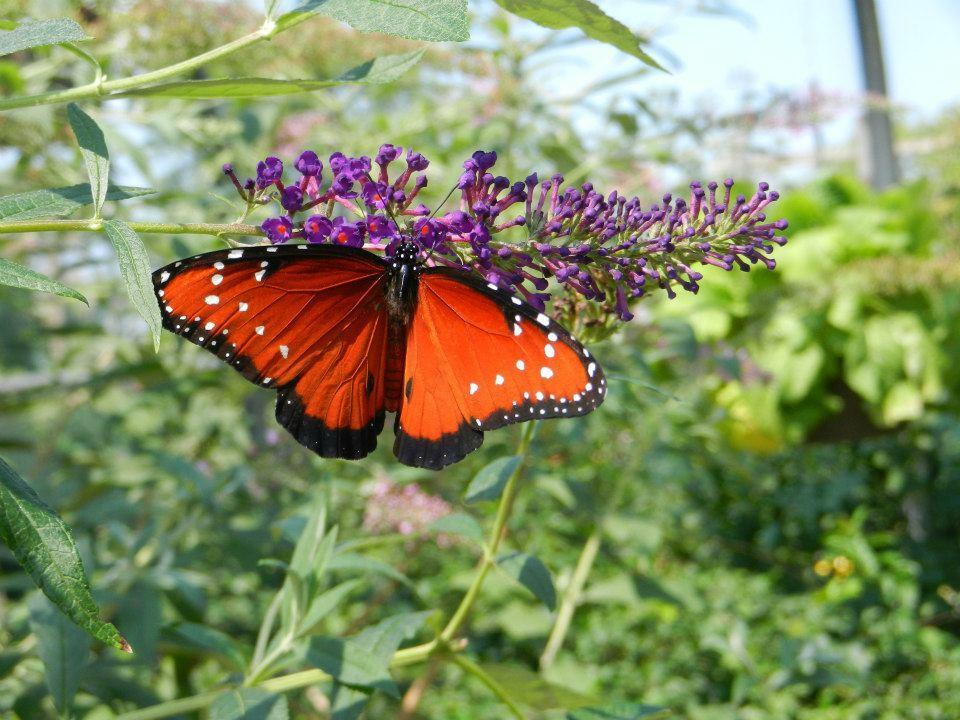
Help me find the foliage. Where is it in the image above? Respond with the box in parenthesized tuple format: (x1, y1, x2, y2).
(0, 1, 959, 719)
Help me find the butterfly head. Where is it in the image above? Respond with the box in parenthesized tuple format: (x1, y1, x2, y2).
(394, 240, 421, 266)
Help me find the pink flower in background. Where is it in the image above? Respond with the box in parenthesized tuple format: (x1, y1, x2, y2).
(362, 480, 454, 545)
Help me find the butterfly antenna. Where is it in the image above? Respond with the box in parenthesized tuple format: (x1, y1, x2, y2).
(429, 182, 459, 221)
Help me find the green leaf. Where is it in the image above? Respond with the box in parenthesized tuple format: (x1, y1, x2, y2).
(306, 637, 400, 697)
(119, 50, 425, 98)
(567, 703, 669, 719)
(210, 688, 289, 720)
(102, 219, 162, 352)
(351, 611, 431, 657)
(492, 0, 664, 70)
(276, 0, 469, 41)
(66, 103, 110, 217)
(162, 622, 248, 671)
(0, 18, 89, 57)
(0, 257, 88, 304)
(496, 551, 557, 610)
(329, 683, 370, 720)
(299, 579, 364, 637)
(465, 455, 521, 503)
(429, 512, 483, 543)
(481, 662, 595, 711)
(0, 184, 154, 222)
(0, 456, 129, 652)
(28, 594, 90, 716)
(327, 553, 414, 587)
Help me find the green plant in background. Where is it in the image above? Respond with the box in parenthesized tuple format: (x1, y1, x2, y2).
(1, 1, 960, 719)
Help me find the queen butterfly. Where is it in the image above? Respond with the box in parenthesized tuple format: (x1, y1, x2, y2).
(153, 241, 605, 469)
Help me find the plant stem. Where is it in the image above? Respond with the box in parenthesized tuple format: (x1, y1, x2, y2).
(451, 654, 528, 720)
(539, 527, 602, 670)
(0, 219, 262, 237)
(439, 421, 538, 643)
(249, 591, 284, 671)
(114, 640, 442, 720)
(0, 27, 270, 111)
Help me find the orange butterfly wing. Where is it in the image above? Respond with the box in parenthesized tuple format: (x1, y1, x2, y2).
(153, 244, 391, 459)
(394, 269, 605, 469)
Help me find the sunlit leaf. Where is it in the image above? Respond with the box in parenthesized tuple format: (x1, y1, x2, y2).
(0, 18, 89, 57)
(298, 579, 364, 637)
(496, 551, 557, 610)
(163, 622, 248, 671)
(0, 258, 88, 304)
(493, 0, 664, 70)
(118, 50, 425, 98)
(276, 0, 468, 42)
(102, 219, 162, 351)
(327, 553, 413, 587)
(465, 455, 521, 503)
(210, 688, 289, 720)
(0, 184, 154, 222)
(306, 637, 400, 697)
(66, 103, 110, 217)
(0, 456, 129, 652)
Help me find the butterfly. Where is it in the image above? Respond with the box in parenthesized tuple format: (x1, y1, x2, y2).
(152, 241, 605, 469)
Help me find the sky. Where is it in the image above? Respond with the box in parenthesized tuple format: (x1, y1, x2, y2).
(524, 0, 960, 181)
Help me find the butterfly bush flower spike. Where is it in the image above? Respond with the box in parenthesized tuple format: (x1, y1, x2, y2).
(234, 145, 788, 332)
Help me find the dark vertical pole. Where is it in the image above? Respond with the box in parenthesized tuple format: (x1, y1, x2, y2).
(852, 0, 900, 188)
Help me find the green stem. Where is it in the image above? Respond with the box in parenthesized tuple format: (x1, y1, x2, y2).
(249, 591, 284, 671)
(539, 527, 601, 670)
(439, 421, 538, 643)
(114, 640, 441, 720)
(0, 27, 271, 111)
(0, 219, 262, 237)
(451, 654, 528, 720)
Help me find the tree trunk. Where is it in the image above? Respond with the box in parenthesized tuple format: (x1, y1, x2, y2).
(852, 0, 900, 188)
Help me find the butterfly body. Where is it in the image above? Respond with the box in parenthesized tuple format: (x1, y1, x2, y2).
(153, 241, 605, 469)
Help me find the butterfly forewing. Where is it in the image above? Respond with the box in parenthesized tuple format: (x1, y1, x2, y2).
(394, 269, 605, 469)
(153, 245, 390, 459)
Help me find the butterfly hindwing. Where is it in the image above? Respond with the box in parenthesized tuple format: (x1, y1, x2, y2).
(394, 269, 605, 469)
(153, 244, 390, 459)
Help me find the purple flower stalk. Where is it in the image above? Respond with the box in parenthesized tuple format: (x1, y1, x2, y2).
(231, 145, 788, 326)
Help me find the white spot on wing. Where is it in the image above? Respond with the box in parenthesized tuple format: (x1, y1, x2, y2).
(586, 382, 593, 391)
(205, 295, 219, 305)
(588, 362, 596, 377)
(205, 321, 215, 331)
(280, 345, 289, 359)
(255, 270, 266, 282)
(495, 374, 504, 385)
(214, 261, 225, 270)
(211, 274, 223, 285)
(469, 383, 479, 395)
(513, 323, 523, 336)
(255, 325, 265, 335)
(486, 282, 497, 290)
(228, 250, 243, 259)
(544, 344, 555, 358)
(515, 360, 525, 371)
(536, 313, 549, 326)
(160, 271, 170, 283)
(239, 302, 249, 312)
(548, 332, 558, 342)
(511, 297, 521, 305)
(541, 366, 554, 379)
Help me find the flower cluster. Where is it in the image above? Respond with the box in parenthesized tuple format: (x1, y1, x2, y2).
(224, 144, 788, 329)
(362, 479, 454, 547)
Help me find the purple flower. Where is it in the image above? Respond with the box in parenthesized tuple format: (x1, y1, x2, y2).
(376, 143, 403, 166)
(361, 181, 393, 211)
(235, 144, 788, 330)
(330, 217, 366, 248)
(294, 150, 322, 177)
(280, 185, 304, 213)
(303, 215, 333, 243)
(406, 149, 429, 171)
(255, 156, 283, 189)
(261, 216, 294, 244)
(366, 215, 398, 242)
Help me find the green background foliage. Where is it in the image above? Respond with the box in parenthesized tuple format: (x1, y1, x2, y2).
(1, 0, 959, 718)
